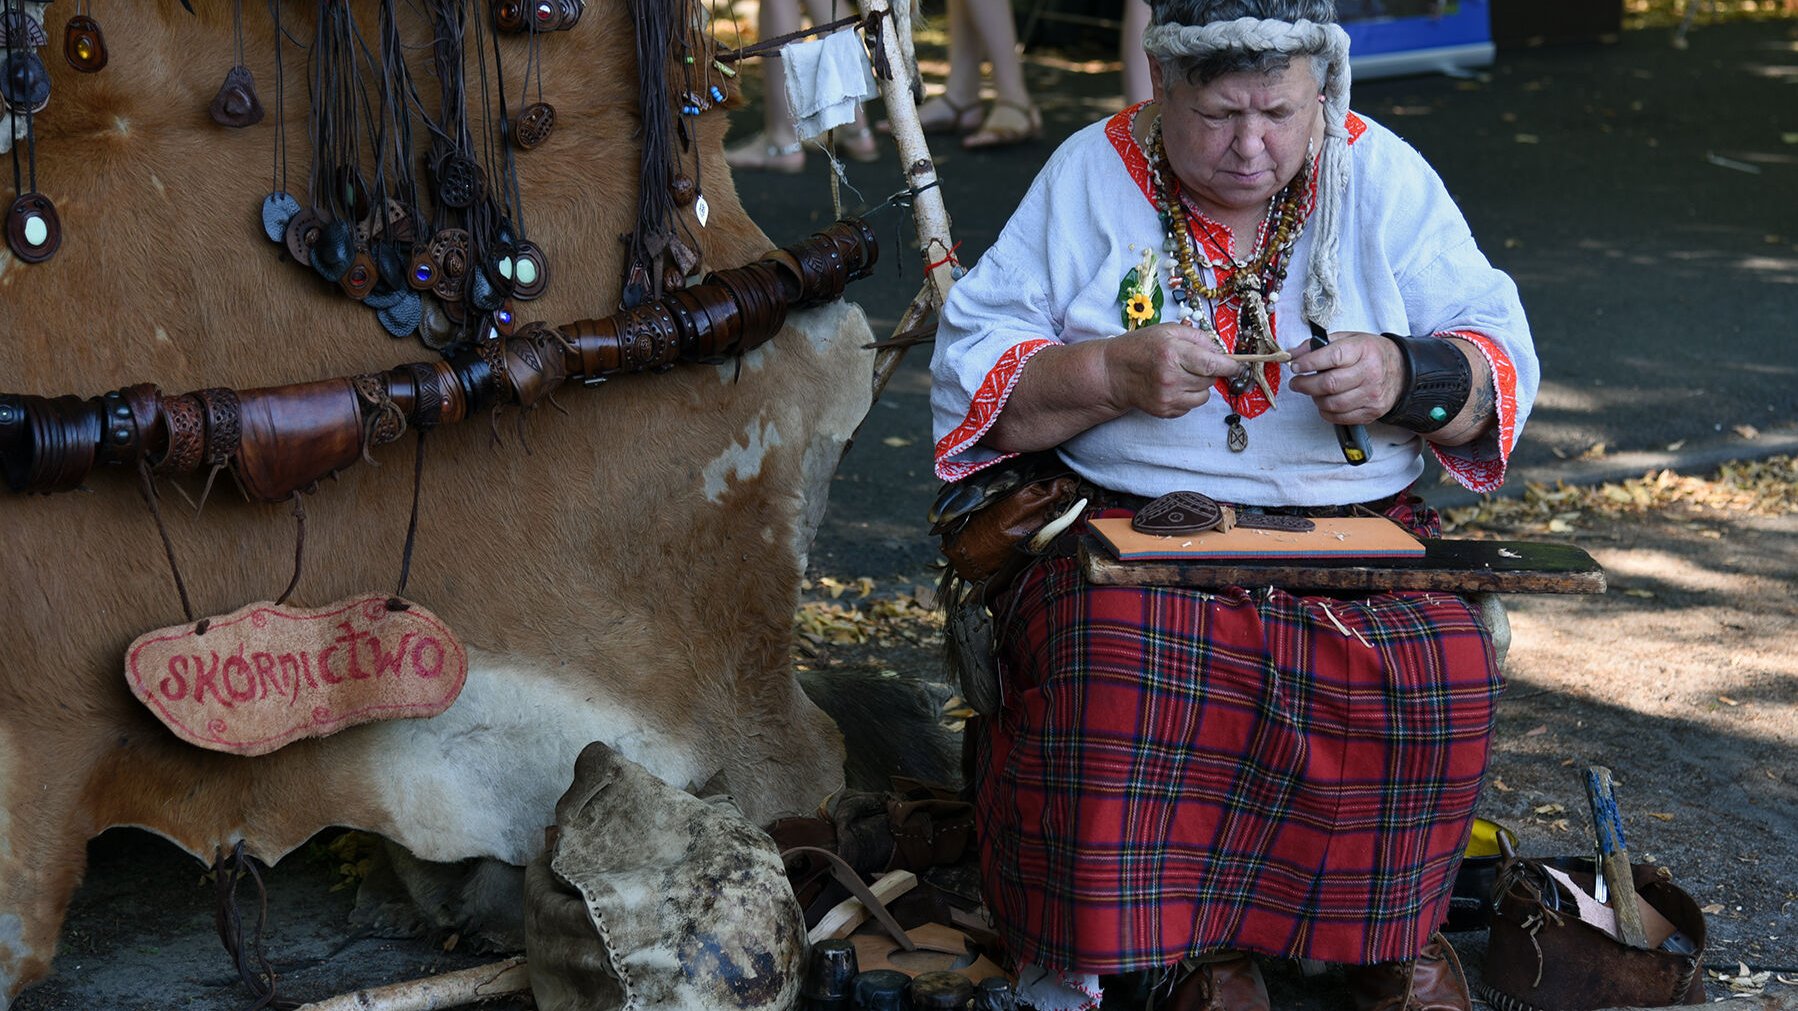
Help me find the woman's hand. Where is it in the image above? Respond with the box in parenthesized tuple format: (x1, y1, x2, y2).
(1286, 330, 1404, 425)
(1098, 322, 1240, 418)
(980, 324, 1242, 454)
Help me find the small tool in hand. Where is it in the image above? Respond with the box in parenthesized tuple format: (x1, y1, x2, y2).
(1304, 322, 1372, 466)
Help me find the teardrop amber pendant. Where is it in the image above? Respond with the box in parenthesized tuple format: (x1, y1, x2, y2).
(64, 15, 108, 73)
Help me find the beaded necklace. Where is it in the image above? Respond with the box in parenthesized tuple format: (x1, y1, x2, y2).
(1147, 115, 1310, 450)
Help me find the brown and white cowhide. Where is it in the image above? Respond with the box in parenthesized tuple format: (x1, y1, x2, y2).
(0, 2, 872, 1004)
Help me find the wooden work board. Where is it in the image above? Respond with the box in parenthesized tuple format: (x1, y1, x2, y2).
(1081, 535, 1607, 594)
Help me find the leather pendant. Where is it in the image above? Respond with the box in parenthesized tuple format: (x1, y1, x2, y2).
(494, 1, 527, 32)
(377, 291, 424, 339)
(260, 192, 301, 243)
(418, 298, 456, 349)
(435, 155, 482, 209)
(284, 208, 322, 265)
(209, 65, 265, 128)
(6, 192, 61, 264)
(510, 240, 548, 300)
(512, 102, 554, 151)
(1225, 413, 1248, 453)
(1131, 490, 1224, 536)
(373, 240, 409, 292)
(406, 248, 438, 291)
(2, 50, 52, 115)
(428, 229, 471, 302)
(310, 219, 356, 282)
(63, 15, 107, 73)
(339, 250, 378, 300)
(491, 301, 518, 336)
(468, 264, 503, 312)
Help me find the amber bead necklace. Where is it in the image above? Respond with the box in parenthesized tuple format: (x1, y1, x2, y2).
(1147, 115, 1308, 355)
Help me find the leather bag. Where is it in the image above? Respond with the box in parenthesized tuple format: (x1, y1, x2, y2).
(1480, 856, 1707, 1011)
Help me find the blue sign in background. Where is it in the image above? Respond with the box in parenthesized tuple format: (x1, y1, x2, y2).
(1341, 0, 1494, 77)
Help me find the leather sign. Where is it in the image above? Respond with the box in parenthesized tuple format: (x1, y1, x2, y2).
(125, 594, 467, 757)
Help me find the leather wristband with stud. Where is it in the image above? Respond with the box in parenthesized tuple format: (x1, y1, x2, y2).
(1377, 332, 1473, 434)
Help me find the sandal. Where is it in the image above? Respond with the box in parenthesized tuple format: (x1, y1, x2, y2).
(829, 124, 880, 164)
(962, 100, 1042, 151)
(877, 94, 982, 137)
(724, 132, 804, 174)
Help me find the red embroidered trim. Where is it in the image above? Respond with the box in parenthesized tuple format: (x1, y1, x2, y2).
(1430, 329, 1518, 494)
(1346, 110, 1367, 144)
(935, 338, 1059, 480)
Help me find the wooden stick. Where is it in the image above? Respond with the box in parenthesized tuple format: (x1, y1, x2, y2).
(863, 0, 958, 398)
(292, 957, 530, 1011)
(1226, 351, 1293, 363)
(1585, 766, 1650, 948)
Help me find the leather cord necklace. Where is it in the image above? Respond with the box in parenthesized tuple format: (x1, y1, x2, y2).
(5, 0, 60, 264)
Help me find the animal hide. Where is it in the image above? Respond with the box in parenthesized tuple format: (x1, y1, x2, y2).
(526, 741, 804, 1011)
(0, 1, 870, 1003)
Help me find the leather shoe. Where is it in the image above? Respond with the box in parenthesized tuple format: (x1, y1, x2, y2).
(1165, 952, 1270, 1011)
(1343, 932, 1472, 1011)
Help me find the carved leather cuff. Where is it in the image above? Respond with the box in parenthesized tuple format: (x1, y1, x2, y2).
(1377, 333, 1472, 434)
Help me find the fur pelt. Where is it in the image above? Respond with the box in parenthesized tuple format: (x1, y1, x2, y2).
(0, 2, 870, 1003)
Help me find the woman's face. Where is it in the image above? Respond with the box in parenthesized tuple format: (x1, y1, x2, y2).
(1153, 56, 1326, 219)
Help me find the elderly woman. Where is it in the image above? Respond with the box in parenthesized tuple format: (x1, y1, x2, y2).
(928, 1, 1537, 1008)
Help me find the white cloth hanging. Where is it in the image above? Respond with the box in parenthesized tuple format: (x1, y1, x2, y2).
(780, 28, 877, 140)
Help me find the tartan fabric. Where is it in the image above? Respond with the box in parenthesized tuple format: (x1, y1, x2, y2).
(976, 503, 1502, 973)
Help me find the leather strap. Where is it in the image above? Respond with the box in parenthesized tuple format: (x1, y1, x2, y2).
(778, 845, 916, 952)
(1377, 333, 1472, 434)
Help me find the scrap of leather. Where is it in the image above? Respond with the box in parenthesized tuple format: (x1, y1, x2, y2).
(124, 594, 467, 757)
(0, 219, 878, 502)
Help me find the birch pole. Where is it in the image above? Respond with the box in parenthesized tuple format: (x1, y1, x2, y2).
(861, 0, 958, 401)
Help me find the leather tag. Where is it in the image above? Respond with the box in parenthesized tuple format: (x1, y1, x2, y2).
(125, 594, 467, 757)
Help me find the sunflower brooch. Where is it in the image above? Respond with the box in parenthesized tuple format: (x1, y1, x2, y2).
(1118, 248, 1163, 330)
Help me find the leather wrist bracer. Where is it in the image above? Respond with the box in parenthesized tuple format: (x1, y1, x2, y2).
(1377, 333, 1472, 434)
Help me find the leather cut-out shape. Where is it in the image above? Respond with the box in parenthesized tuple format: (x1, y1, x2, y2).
(1131, 491, 1225, 536)
(510, 240, 549, 300)
(339, 250, 378, 300)
(6, 192, 60, 263)
(283, 207, 322, 264)
(309, 219, 356, 282)
(209, 64, 264, 128)
(2, 50, 52, 115)
(377, 198, 414, 245)
(1234, 513, 1318, 533)
(512, 102, 555, 151)
(261, 191, 301, 243)
(64, 14, 107, 73)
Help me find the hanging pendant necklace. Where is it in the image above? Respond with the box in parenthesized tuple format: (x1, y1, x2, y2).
(63, 0, 107, 73)
(1148, 115, 1308, 451)
(5, 0, 58, 263)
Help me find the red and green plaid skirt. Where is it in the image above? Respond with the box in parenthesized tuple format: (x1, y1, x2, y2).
(977, 502, 1501, 973)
